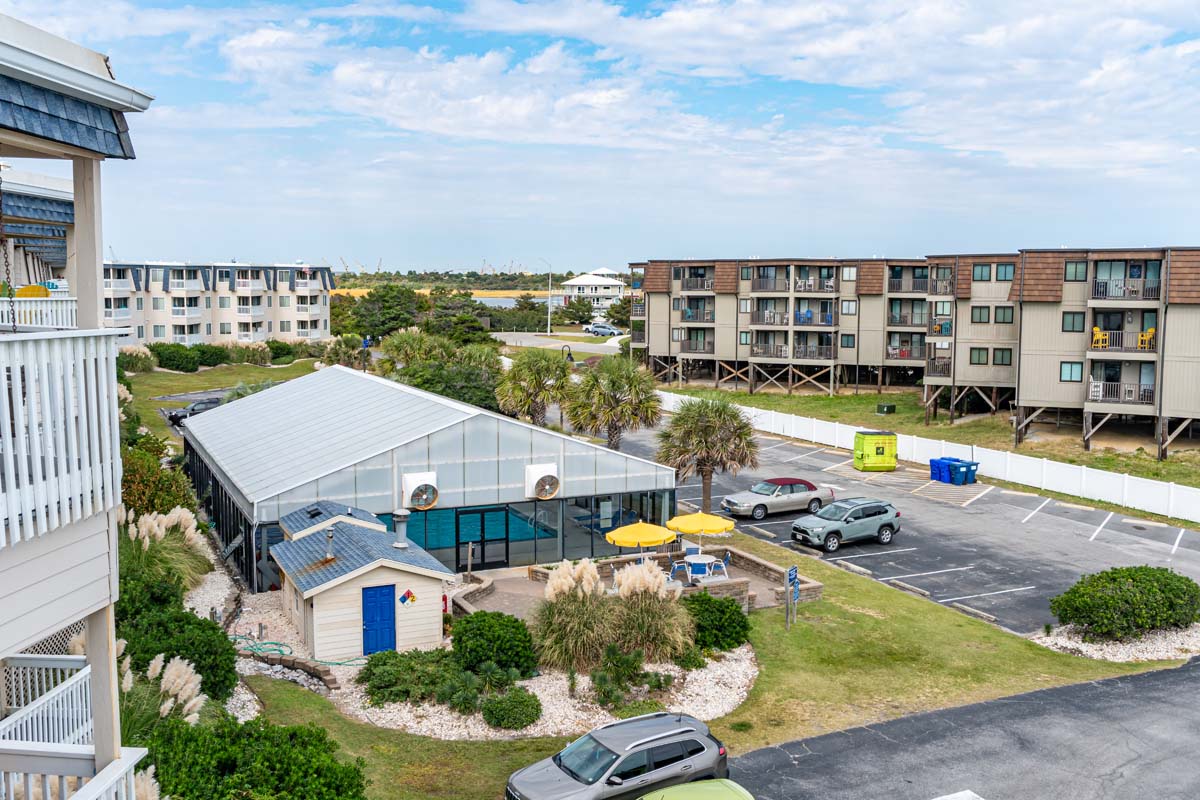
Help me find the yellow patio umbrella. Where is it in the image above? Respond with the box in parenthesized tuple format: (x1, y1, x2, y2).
(666, 512, 735, 537)
(605, 520, 677, 549)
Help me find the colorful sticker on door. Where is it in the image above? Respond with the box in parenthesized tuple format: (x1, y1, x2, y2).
(399, 589, 417, 605)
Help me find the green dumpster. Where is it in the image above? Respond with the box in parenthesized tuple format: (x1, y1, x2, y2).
(853, 430, 898, 472)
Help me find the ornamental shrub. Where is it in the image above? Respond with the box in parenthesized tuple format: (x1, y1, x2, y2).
(120, 608, 238, 701)
(147, 343, 199, 373)
(481, 686, 542, 730)
(266, 339, 294, 360)
(356, 648, 462, 705)
(452, 611, 537, 676)
(682, 591, 751, 652)
(116, 571, 184, 629)
(149, 716, 367, 800)
(611, 562, 694, 661)
(189, 344, 229, 367)
(272, 354, 295, 365)
(533, 561, 615, 671)
(1050, 566, 1200, 641)
(121, 447, 198, 516)
(118, 345, 157, 373)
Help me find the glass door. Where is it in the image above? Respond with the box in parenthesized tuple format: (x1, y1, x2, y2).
(456, 507, 508, 571)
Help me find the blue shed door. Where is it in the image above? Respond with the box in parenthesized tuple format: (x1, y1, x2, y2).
(361, 585, 396, 655)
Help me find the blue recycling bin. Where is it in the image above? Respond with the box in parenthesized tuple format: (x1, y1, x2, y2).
(964, 462, 979, 484)
(948, 462, 969, 485)
(929, 458, 941, 480)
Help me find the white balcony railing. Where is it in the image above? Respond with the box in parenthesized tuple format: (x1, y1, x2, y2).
(236, 331, 266, 342)
(0, 329, 123, 546)
(0, 298, 78, 330)
(168, 279, 202, 292)
(236, 305, 264, 317)
(0, 744, 147, 800)
(172, 335, 203, 346)
(170, 306, 201, 319)
(1087, 380, 1156, 405)
(293, 278, 319, 290)
(0, 662, 92, 746)
(1, 654, 88, 714)
(102, 279, 131, 292)
(102, 308, 131, 321)
(235, 278, 266, 291)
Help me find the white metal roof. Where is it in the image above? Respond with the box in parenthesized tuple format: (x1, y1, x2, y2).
(561, 274, 625, 287)
(183, 365, 672, 510)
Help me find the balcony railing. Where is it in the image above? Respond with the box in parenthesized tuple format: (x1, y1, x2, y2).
(794, 309, 837, 326)
(102, 308, 130, 322)
(927, 317, 953, 336)
(235, 278, 266, 291)
(750, 343, 789, 358)
(1, 655, 88, 715)
(750, 310, 788, 326)
(0, 744, 147, 800)
(751, 278, 789, 292)
(793, 343, 836, 360)
(930, 278, 955, 295)
(886, 345, 926, 360)
(679, 339, 714, 354)
(793, 277, 837, 293)
(1092, 278, 1161, 300)
(631, 330, 646, 343)
(927, 358, 952, 377)
(168, 279, 202, 292)
(0, 330, 123, 546)
(888, 278, 929, 293)
(681, 277, 714, 291)
(237, 330, 266, 343)
(1088, 380, 1155, 405)
(172, 334, 203, 346)
(1089, 330, 1157, 353)
(102, 279, 131, 292)
(681, 308, 715, 323)
(889, 312, 929, 327)
(293, 278, 319, 290)
(0, 660, 92, 746)
(0, 298, 78, 330)
(236, 305, 264, 317)
(631, 303, 646, 318)
(170, 306, 201, 319)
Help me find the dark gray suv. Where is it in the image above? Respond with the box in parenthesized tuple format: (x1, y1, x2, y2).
(506, 713, 728, 800)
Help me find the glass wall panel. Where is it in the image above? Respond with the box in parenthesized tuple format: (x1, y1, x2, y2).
(423, 508, 456, 568)
(563, 445, 597, 498)
(428, 427, 465, 507)
(594, 450, 630, 495)
(317, 468, 356, 506)
(591, 493, 622, 560)
(464, 417, 501, 506)
(534, 499, 563, 564)
(257, 495, 278, 523)
(355, 452, 392, 513)
(498, 424, 534, 502)
(277, 480, 318, 518)
(508, 501, 538, 566)
(563, 496, 594, 559)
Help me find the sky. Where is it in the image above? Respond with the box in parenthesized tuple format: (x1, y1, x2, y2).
(7, 1, 1200, 271)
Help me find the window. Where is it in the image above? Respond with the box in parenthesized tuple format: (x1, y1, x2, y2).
(279, 321, 291, 333)
(995, 306, 1014, 324)
(267, 321, 273, 333)
(1060, 362, 1083, 382)
(934, 301, 952, 317)
(136, 325, 144, 339)
(739, 331, 751, 345)
(150, 268, 164, 283)
(672, 267, 682, 281)
(993, 348, 1012, 366)
(1064, 261, 1087, 282)
(219, 296, 230, 309)
(996, 263, 1014, 281)
(220, 322, 231, 335)
(206, 323, 212, 335)
(683, 740, 706, 758)
(671, 328, 682, 342)
(840, 300, 858, 315)
(970, 306, 990, 324)
(204, 296, 211, 309)
(217, 269, 230, 283)
(267, 296, 273, 307)
(972, 263, 991, 281)
(612, 751, 650, 782)
(841, 334, 856, 348)
(1062, 312, 1085, 332)
(969, 348, 988, 365)
(152, 325, 165, 338)
(740, 266, 751, 280)
(649, 742, 687, 771)
(841, 266, 857, 282)
(672, 298, 681, 311)
(323, 295, 328, 306)
(136, 297, 143, 311)
(738, 299, 750, 313)
(279, 295, 291, 308)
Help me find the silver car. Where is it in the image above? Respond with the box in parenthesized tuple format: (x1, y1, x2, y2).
(506, 712, 728, 800)
(721, 478, 835, 521)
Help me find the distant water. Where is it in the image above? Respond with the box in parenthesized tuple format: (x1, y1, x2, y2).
(475, 296, 517, 308)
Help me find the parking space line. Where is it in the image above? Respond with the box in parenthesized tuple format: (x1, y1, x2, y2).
(823, 459, 853, 471)
(759, 442, 791, 452)
(1021, 498, 1051, 523)
(1172, 528, 1186, 555)
(677, 494, 726, 503)
(747, 525, 777, 539)
(831, 547, 918, 560)
(820, 483, 845, 491)
(881, 566, 975, 581)
(1089, 511, 1114, 542)
(962, 485, 995, 506)
(784, 448, 825, 462)
(938, 586, 1035, 603)
(911, 480, 935, 494)
(1002, 489, 1038, 497)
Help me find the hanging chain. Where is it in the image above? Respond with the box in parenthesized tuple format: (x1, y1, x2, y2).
(0, 162, 15, 333)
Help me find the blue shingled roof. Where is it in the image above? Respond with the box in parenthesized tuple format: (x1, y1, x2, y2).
(2, 192, 74, 225)
(0, 76, 133, 159)
(271, 520, 453, 595)
(279, 501, 384, 537)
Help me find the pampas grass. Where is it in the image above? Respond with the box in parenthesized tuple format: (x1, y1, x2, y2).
(119, 649, 207, 746)
(612, 562, 694, 662)
(119, 506, 211, 589)
(534, 559, 616, 671)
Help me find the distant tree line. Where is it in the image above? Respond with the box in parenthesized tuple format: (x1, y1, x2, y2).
(334, 269, 585, 291)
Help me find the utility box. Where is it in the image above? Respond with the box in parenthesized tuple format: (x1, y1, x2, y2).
(876, 403, 896, 415)
(853, 430, 898, 472)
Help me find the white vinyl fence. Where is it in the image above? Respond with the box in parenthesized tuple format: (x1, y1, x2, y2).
(657, 391, 1200, 525)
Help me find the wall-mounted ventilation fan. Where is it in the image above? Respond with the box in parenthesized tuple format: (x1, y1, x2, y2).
(402, 471, 439, 510)
(525, 463, 560, 500)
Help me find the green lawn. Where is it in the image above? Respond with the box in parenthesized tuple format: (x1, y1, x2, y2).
(129, 360, 318, 443)
(553, 334, 613, 344)
(247, 529, 1170, 799)
(669, 387, 1200, 489)
(245, 675, 565, 800)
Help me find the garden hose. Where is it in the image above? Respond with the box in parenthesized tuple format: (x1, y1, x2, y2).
(229, 634, 368, 666)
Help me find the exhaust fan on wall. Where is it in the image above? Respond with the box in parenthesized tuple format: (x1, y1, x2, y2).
(525, 463, 560, 500)
(402, 471, 439, 510)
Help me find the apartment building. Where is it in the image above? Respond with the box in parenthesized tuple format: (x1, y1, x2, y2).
(0, 12, 154, 796)
(632, 249, 1200, 458)
(103, 262, 334, 346)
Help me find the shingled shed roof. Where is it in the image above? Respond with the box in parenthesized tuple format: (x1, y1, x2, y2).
(1167, 249, 1200, 304)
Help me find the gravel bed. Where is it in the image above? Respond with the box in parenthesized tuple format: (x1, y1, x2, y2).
(183, 541, 236, 618)
(232, 590, 313, 660)
(237, 657, 328, 693)
(664, 644, 756, 719)
(1033, 624, 1200, 662)
(224, 676, 263, 722)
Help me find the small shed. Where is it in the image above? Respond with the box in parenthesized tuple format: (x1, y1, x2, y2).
(270, 507, 454, 661)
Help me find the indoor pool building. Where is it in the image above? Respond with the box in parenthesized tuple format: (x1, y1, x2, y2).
(182, 366, 677, 590)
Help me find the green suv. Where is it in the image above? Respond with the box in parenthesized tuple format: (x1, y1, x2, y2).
(791, 497, 901, 553)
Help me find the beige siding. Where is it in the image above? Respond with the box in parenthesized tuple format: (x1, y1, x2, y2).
(311, 566, 446, 662)
(0, 511, 116, 654)
(1017, 303, 1087, 408)
(953, 296, 1018, 386)
(713, 294, 739, 360)
(1162, 306, 1200, 418)
(854, 297, 885, 364)
(646, 294, 671, 356)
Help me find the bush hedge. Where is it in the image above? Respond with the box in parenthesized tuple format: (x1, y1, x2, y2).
(1050, 566, 1200, 641)
(267, 340, 294, 360)
(452, 611, 537, 676)
(116, 571, 184, 629)
(119, 607, 238, 701)
(147, 343, 200, 373)
(481, 686, 542, 730)
(149, 716, 368, 800)
(356, 648, 461, 705)
(682, 591, 751, 651)
(190, 344, 229, 367)
(122, 446, 198, 516)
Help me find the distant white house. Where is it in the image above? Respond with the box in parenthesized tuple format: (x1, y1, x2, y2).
(558, 269, 628, 316)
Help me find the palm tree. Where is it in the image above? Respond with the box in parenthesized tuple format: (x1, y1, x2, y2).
(496, 349, 571, 427)
(565, 356, 660, 451)
(457, 343, 503, 376)
(379, 330, 455, 368)
(656, 398, 759, 513)
(323, 334, 363, 367)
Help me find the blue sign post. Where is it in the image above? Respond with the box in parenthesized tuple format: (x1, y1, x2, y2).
(792, 582, 801, 603)
(787, 566, 798, 585)
(785, 565, 800, 630)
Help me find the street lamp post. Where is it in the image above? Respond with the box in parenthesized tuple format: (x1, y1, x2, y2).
(539, 258, 553, 334)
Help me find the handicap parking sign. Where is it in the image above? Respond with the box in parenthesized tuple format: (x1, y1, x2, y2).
(787, 565, 798, 585)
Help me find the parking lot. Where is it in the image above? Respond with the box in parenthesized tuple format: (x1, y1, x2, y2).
(621, 428, 1200, 632)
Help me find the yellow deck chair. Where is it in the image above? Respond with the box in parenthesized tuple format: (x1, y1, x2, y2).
(1091, 327, 1109, 349)
(1138, 327, 1156, 350)
(14, 284, 50, 298)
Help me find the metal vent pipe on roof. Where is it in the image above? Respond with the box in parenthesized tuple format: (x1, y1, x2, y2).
(325, 528, 334, 560)
(393, 508, 411, 549)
